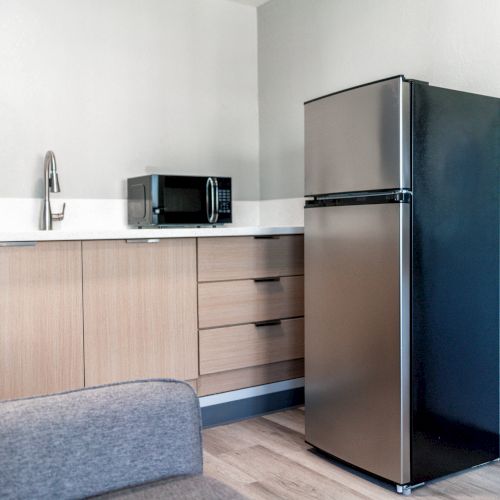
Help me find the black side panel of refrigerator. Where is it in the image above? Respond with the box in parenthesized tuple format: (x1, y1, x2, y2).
(411, 82, 500, 484)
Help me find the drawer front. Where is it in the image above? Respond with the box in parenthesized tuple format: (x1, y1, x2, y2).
(198, 235, 304, 282)
(198, 276, 304, 329)
(198, 359, 305, 396)
(200, 318, 304, 375)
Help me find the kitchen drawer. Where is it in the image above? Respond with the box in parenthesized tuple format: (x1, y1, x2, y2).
(198, 235, 304, 282)
(198, 275, 304, 329)
(197, 359, 305, 396)
(200, 317, 304, 375)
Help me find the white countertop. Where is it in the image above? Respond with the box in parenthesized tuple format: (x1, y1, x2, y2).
(0, 225, 304, 243)
(0, 197, 305, 242)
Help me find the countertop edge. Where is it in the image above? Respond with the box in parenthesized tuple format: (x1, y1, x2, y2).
(0, 226, 304, 243)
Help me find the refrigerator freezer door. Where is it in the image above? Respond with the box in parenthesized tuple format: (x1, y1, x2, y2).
(304, 202, 410, 484)
(305, 77, 410, 196)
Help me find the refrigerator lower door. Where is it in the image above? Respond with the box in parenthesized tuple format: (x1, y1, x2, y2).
(305, 202, 410, 485)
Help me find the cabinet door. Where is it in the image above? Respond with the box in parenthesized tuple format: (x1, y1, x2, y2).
(0, 242, 84, 400)
(82, 239, 198, 386)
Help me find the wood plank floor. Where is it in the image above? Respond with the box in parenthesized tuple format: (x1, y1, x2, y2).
(203, 408, 500, 499)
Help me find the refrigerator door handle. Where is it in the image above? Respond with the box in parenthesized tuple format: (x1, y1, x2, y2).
(306, 190, 411, 208)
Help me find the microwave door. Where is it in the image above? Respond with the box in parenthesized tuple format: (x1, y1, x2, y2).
(156, 176, 209, 225)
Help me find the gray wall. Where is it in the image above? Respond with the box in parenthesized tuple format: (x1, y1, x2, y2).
(258, 0, 500, 200)
(0, 0, 259, 200)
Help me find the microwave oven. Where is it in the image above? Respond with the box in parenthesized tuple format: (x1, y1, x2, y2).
(127, 175, 232, 227)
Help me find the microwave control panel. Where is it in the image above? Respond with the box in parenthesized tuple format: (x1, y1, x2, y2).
(218, 189, 231, 214)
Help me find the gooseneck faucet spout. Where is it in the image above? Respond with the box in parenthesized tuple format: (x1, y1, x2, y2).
(40, 151, 65, 230)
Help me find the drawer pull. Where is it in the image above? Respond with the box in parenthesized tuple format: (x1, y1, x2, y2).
(254, 277, 281, 282)
(0, 241, 37, 247)
(126, 239, 160, 244)
(255, 319, 282, 327)
(254, 235, 280, 239)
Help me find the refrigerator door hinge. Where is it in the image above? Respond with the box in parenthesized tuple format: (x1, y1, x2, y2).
(396, 190, 412, 203)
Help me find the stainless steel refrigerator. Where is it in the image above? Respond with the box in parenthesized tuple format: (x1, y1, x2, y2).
(304, 76, 499, 493)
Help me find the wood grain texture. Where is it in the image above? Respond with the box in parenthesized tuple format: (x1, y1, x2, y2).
(82, 239, 198, 386)
(198, 276, 304, 329)
(200, 318, 304, 375)
(198, 235, 304, 282)
(185, 379, 198, 392)
(0, 242, 84, 400)
(197, 359, 304, 396)
(204, 409, 500, 499)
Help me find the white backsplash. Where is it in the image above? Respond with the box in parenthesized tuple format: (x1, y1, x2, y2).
(260, 198, 304, 227)
(0, 197, 304, 232)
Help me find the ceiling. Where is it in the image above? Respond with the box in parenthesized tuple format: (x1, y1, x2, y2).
(227, 0, 271, 7)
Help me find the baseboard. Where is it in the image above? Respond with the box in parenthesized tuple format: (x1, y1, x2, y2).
(201, 386, 304, 428)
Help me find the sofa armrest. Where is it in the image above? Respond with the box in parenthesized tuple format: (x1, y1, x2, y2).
(0, 379, 202, 499)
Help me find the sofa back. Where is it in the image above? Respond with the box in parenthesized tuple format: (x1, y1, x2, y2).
(0, 380, 202, 499)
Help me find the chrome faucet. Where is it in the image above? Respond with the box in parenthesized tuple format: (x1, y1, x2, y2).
(41, 151, 65, 230)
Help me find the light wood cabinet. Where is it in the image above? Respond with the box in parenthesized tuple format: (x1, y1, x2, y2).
(0, 233, 304, 400)
(198, 276, 304, 329)
(0, 242, 84, 400)
(200, 318, 304, 375)
(198, 360, 305, 397)
(82, 239, 198, 386)
(198, 235, 304, 282)
(197, 234, 305, 394)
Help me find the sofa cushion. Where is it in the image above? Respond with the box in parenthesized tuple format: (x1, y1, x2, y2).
(94, 475, 247, 499)
(0, 380, 202, 499)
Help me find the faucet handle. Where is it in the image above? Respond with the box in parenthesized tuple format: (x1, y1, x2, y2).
(52, 202, 66, 222)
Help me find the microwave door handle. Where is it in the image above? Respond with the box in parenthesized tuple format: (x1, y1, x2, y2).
(206, 177, 211, 222)
(206, 177, 215, 223)
(213, 177, 219, 223)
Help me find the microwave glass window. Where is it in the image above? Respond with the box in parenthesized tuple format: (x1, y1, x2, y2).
(163, 187, 201, 212)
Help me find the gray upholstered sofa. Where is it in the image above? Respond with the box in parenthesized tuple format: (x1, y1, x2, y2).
(0, 379, 245, 499)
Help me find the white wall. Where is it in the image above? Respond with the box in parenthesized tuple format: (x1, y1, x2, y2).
(0, 0, 259, 200)
(258, 0, 500, 200)
(4, 0, 499, 202)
